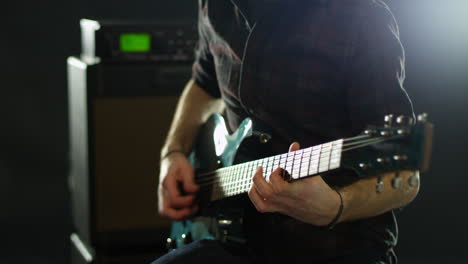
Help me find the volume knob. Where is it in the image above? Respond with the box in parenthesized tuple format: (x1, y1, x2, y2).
(181, 232, 193, 245)
(166, 237, 177, 250)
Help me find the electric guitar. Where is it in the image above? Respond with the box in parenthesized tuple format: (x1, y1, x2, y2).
(166, 113, 433, 250)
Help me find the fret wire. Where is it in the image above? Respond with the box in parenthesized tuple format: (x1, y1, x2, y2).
(233, 165, 238, 192)
(299, 148, 305, 179)
(223, 177, 241, 197)
(234, 166, 238, 194)
(236, 164, 241, 193)
(239, 163, 246, 192)
(330, 139, 343, 170)
(264, 157, 269, 170)
(197, 135, 368, 182)
(201, 140, 343, 193)
(304, 151, 311, 177)
(261, 158, 267, 178)
(208, 171, 254, 190)
(319, 143, 331, 173)
(225, 161, 249, 195)
(200, 137, 373, 199)
(318, 146, 324, 173)
(294, 151, 299, 180)
(289, 150, 296, 175)
(245, 169, 250, 191)
(228, 167, 232, 188)
(295, 149, 304, 157)
(309, 145, 320, 175)
(273, 155, 280, 174)
(291, 151, 297, 179)
(250, 160, 255, 176)
(231, 169, 235, 195)
(230, 165, 235, 195)
(201, 147, 342, 200)
(241, 164, 247, 192)
(307, 145, 321, 178)
(299, 148, 307, 178)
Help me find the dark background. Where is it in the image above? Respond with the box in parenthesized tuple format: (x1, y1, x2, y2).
(1, 0, 467, 263)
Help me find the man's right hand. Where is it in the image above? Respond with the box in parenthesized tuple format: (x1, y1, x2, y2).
(158, 152, 200, 220)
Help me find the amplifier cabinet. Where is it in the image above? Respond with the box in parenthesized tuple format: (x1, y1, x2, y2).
(67, 56, 188, 257)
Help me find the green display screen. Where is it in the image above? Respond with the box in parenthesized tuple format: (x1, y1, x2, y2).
(120, 33, 151, 52)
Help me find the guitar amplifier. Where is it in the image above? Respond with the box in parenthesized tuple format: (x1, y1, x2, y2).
(67, 54, 189, 262)
(80, 19, 197, 63)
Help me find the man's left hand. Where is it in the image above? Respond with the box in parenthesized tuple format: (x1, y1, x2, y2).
(248, 142, 341, 226)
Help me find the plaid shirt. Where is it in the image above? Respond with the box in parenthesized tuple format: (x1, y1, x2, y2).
(192, 0, 414, 262)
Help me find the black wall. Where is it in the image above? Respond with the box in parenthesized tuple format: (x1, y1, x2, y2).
(388, 2, 468, 262)
(1, 0, 467, 263)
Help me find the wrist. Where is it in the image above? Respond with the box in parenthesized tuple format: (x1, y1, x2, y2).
(161, 142, 185, 157)
(327, 188, 344, 229)
(161, 149, 187, 161)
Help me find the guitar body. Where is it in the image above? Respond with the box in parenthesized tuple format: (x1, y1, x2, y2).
(168, 114, 258, 249)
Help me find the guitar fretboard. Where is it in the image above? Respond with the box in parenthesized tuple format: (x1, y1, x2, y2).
(199, 139, 343, 202)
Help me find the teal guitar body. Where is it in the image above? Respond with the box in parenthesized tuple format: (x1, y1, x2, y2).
(167, 114, 259, 249)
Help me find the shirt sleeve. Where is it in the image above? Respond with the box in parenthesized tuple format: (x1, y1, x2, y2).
(346, 0, 415, 134)
(192, 0, 221, 98)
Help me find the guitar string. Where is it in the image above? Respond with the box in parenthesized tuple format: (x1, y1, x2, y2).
(196, 142, 398, 202)
(194, 135, 392, 186)
(200, 133, 373, 198)
(341, 137, 398, 152)
(194, 135, 371, 179)
(192, 135, 377, 182)
(194, 135, 402, 189)
(196, 136, 403, 200)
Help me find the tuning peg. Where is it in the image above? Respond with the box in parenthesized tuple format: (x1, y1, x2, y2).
(393, 155, 408, 161)
(376, 157, 391, 164)
(396, 115, 414, 126)
(380, 130, 393, 137)
(376, 175, 384, 193)
(408, 172, 420, 187)
(359, 163, 372, 170)
(397, 129, 409, 136)
(364, 129, 377, 136)
(392, 171, 402, 189)
(384, 114, 394, 127)
(417, 113, 428, 123)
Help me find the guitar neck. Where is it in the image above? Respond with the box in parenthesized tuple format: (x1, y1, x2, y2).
(196, 139, 344, 202)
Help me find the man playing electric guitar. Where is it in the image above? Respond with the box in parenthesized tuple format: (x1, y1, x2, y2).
(153, 0, 421, 263)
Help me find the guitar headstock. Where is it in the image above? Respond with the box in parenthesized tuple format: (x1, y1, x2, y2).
(341, 113, 433, 178)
